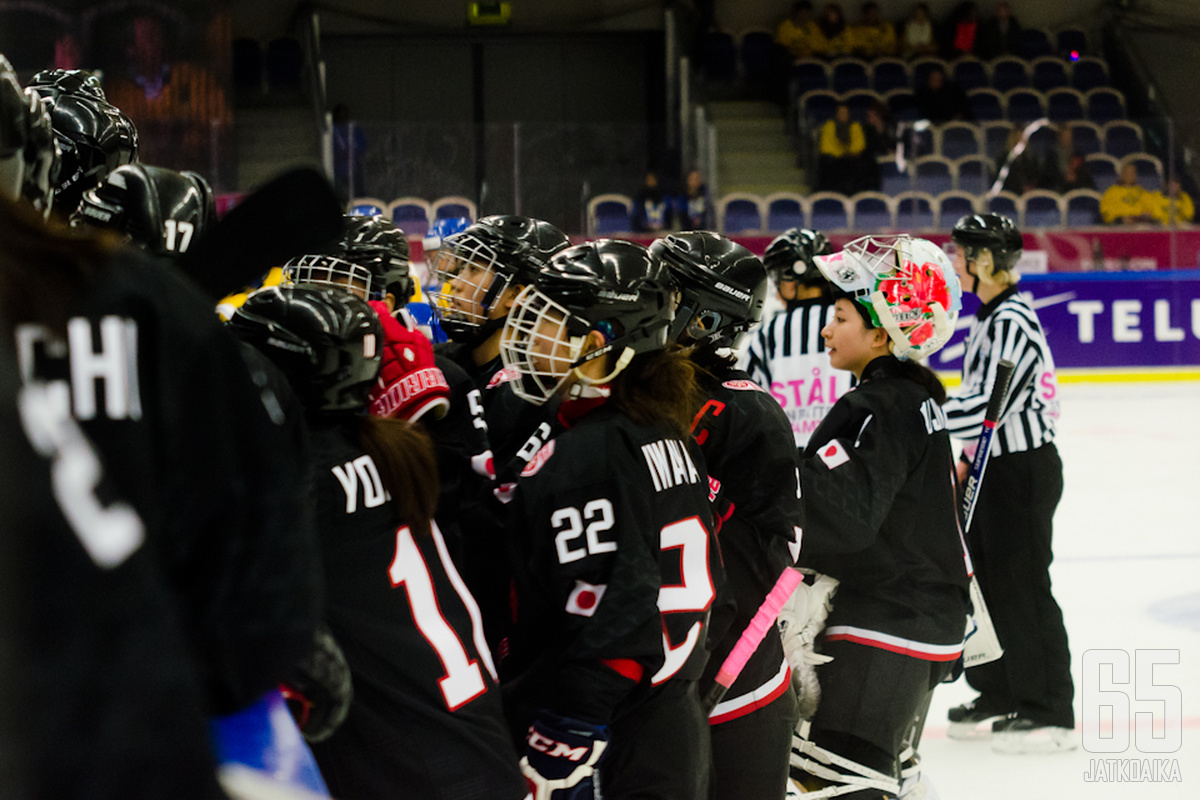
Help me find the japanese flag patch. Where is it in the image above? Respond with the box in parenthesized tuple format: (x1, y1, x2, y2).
(817, 439, 850, 470)
(565, 580, 607, 617)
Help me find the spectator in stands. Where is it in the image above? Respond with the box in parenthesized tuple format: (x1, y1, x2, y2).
(816, 3, 851, 58)
(942, 1, 980, 59)
(332, 102, 367, 203)
(976, 1, 1022, 60)
(818, 103, 866, 195)
(914, 66, 972, 123)
(776, 1, 823, 61)
(1145, 178, 1195, 225)
(676, 168, 713, 230)
(900, 3, 941, 58)
(633, 170, 673, 232)
(849, 2, 897, 59)
(998, 127, 1045, 194)
(1044, 127, 1094, 193)
(1100, 163, 1153, 224)
(859, 100, 895, 191)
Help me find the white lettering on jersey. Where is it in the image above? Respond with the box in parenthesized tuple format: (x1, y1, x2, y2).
(552, 498, 618, 564)
(17, 319, 143, 422)
(641, 439, 700, 493)
(331, 454, 388, 513)
(919, 399, 947, 435)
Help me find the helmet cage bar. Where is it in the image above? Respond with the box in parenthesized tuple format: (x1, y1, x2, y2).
(428, 235, 511, 331)
(499, 286, 586, 405)
(284, 254, 380, 302)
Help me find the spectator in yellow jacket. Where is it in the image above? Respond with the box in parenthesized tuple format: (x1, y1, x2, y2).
(1144, 179, 1195, 225)
(849, 2, 897, 58)
(776, 1, 823, 60)
(818, 103, 866, 194)
(815, 3, 852, 57)
(1100, 164, 1152, 224)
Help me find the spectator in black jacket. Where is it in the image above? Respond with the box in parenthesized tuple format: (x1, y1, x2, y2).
(915, 66, 973, 123)
(976, 1, 1022, 59)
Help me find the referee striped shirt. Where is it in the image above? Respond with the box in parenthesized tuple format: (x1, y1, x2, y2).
(943, 285, 1061, 456)
(739, 298, 853, 448)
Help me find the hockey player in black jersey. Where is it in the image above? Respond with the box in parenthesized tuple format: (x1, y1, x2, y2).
(742, 228, 852, 450)
(652, 231, 802, 800)
(230, 285, 527, 800)
(788, 235, 969, 799)
(499, 239, 720, 800)
(943, 214, 1074, 753)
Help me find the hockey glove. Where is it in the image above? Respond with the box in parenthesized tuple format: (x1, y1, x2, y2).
(520, 712, 608, 800)
(777, 571, 838, 719)
(367, 302, 451, 422)
(280, 624, 353, 743)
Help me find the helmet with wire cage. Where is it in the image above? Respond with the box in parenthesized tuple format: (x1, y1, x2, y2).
(763, 228, 832, 288)
(337, 214, 413, 302)
(227, 284, 383, 414)
(651, 231, 767, 350)
(499, 238, 677, 405)
(428, 214, 570, 342)
(76, 163, 215, 257)
(815, 234, 962, 361)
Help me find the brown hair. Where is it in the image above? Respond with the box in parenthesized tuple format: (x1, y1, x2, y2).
(0, 196, 119, 333)
(608, 344, 703, 439)
(358, 416, 440, 538)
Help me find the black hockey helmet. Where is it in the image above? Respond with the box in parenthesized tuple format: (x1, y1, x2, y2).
(336, 214, 413, 302)
(28, 69, 138, 217)
(429, 214, 571, 342)
(227, 284, 383, 414)
(75, 163, 215, 257)
(651, 231, 767, 350)
(763, 228, 833, 288)
(499, 238, 676, 404)
(951, 213, 1023, 285)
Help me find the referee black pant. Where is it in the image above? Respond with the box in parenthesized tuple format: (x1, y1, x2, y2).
(965, 443, 1074, 728)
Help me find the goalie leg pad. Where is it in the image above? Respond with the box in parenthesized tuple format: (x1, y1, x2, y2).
(789, 724, 900, 799)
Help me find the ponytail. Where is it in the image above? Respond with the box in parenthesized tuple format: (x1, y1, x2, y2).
(358, 416, 440, 538)
(608, 344, 703, 439)
(895, 359, 947, 404)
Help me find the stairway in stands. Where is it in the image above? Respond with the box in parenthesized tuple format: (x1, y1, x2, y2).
(707, 100, 807, 198)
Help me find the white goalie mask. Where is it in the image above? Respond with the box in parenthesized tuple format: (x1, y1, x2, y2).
(815, 235, 962, 361)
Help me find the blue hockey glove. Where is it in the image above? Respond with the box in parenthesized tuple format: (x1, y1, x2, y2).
(519, 712, 608, 800)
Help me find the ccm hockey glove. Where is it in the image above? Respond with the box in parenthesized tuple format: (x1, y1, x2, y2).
(367, 302, 451, 422)
(520, 712, 608, 800)
(280, 624, 353, 743)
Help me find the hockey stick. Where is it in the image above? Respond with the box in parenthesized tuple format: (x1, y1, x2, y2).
(702, 567, 804, 715)
(179, 167, 344, 302)
(958, 357, 1016, 669)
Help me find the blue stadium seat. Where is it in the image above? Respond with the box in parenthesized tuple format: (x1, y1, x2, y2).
(1046, 88, 1085, 122)
(968, 88, 1005, 122)
(1086, 153, 1121, 192)
(1005, 88, 1046, 122)
(809, 193, 851, 230)
(831, 58, 871, 93)
(898, 124, 935, 158)
(792, 59, 830, 95)
(1022, 191, 1063, 228)
(911, 58, 947, 90)
(981, 121, 1014, 160)
(878, 158, 912, 195)
(986, 191, 1021, 220)
(991, 57, 1031, 91)
(1063, 189, 1102, 226)
(718, 193, 765, 234)
(1020, 28, 1055, 59)
(1026, 124, 1059, 160)
(895, 192, 936, 230)
(936, 191, 978, 228)
(1069, 121, 1102, 155)
(1124, 153, 1163, 192)
(1103, 121, 1144, 159)
(955, 156, 993, 194)
(765, 192, 806, 232)
(872, 58, 910, 93)
(843, 90, 883, 122)
(1032, 57, 1070, 91)
(802, 90, 840, 126)
(348, 197, 388, 218)
(1086, 88, 1125, 124)
(952, 58, 989, 91)
(851, 192, 894, 231)
(914, 156, 955, 195)
(1071, 57, 1109, 91)
(885, 89, 919, 122)
(389, 197, 432, 237)
(939, 122, 981, 159)
(587, 194, 634, 235)
(432, 196, 477, 221)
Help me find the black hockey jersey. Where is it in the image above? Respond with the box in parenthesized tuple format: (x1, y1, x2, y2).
(693, 368, 803, 724)
(12, 247, 319, 714)
(799, 356, 969, 661)
(304, 420, 526, 800)
(505, 400, 720, 726)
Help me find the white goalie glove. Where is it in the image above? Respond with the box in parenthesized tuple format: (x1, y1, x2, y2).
(776, 570, 839, 719)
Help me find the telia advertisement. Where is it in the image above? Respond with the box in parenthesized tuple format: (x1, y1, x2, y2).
(932, 270, 1200, 372)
